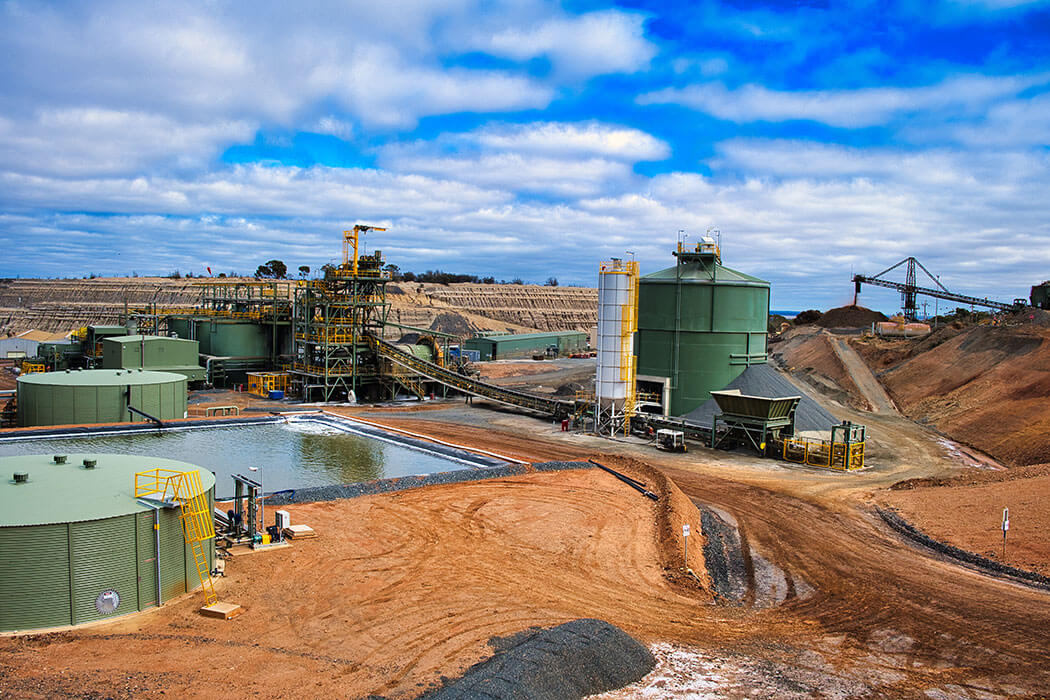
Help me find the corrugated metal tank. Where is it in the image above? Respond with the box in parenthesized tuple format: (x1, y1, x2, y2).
(0, 454, 215, 633)
(16, 369, 187, 427)
(195, 320, 269, 357)
(636, 245, 769, 416)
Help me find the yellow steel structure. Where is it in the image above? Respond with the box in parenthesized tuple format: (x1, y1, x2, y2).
(20, 361, 46, 374)
(246, 371, 289, 397)
(781, 436, 865, 471)
(343, 224, 387, 277)
(134, 468, 218, 606)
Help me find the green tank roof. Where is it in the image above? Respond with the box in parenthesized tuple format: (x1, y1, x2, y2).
(17, 369, 185, 387)
(0, 454, 215, 527)
(643, 260, 768, 285)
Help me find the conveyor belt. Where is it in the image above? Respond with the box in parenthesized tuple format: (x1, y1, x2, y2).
(368, 334, 575, 418)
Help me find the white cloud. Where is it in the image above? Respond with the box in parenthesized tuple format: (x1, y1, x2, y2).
(0, 109, 254, 177)
(471, 122, 669, 161)
(482, 10, 655, 78)
(378, 121, 666, 196)
(637, 74, 1049, 128)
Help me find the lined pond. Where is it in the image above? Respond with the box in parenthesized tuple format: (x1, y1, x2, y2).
(0, 418, 477, 497)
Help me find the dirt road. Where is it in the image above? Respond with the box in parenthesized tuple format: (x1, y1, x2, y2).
(828, 334, 897, 413)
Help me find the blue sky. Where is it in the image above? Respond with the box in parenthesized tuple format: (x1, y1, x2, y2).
(2, 0, 1049, 312)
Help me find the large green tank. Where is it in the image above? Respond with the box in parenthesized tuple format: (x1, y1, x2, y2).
(0, 454, 215, 632)
(17, 369, 187, 427)
(636, 242, 769, 416)
(190, 320, 269, 357)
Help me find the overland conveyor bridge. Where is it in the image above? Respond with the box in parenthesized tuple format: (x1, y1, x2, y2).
(368, 334, 576, 419)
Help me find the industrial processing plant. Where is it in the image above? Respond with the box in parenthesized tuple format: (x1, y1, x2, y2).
(3, 224, 1050, 699)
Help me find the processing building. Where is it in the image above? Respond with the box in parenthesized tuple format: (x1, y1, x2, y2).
(101, 335, 206, 382)
(635, 238, 769, 417)
(0, 454, 215, 632)
(463, 331, 587, 361)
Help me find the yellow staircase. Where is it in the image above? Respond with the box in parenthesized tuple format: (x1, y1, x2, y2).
(134, 469, 218, 606)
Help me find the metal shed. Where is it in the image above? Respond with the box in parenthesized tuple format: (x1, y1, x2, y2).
(101, 335, 205, 382)
(16, 369, 187, 427)
(463, 331, 587, 361)
(0, 453, 215, 633)
(0, 337, 39, 360)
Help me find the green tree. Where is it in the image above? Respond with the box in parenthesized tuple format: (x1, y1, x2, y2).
(255, 259, 288, 279)
(545, 277, 558, 287)
(298, 265, 310, 278)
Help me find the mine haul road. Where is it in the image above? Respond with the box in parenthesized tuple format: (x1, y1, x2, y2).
(365, 409, 1050, 697)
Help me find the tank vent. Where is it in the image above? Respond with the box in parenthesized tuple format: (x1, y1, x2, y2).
(82, 459, 97, 469)
(13, 472, 28, 483)
(53, 455, 67, 464)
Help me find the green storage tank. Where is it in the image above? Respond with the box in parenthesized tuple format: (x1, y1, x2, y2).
(101, 335, 205, 382)
(0, 453, 215, 633)
(636, 241, 769, 416)
(192, 320, 269, 357)
(16, 369, 187, 427)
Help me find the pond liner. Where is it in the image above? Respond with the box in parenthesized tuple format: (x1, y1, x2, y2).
(266, 461, 595, 506)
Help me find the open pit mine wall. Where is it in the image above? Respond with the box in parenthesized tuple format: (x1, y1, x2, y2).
(0, 278, 599, 338)
(0, 278, 203, 336)
(412, 284, 597, 332)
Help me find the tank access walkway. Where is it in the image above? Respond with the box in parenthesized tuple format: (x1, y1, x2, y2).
(367, 334, 575, 418)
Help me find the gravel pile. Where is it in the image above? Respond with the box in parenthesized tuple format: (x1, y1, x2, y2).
(420, 619, 655, 699)
(681, 363, 838, 432)
(817, 305, 886, 328)
(699, 507, 748, 605)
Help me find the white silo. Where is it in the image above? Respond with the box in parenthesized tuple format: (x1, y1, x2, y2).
(595, 259, 639, 435)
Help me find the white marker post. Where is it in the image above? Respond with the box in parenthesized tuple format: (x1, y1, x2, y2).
(683, 523, 691, 565)
(1002, 507, 1010, 559)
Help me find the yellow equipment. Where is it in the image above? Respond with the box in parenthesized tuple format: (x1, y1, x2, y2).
(343, 224, 387, 276)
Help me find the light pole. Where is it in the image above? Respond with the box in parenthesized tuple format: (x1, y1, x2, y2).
(248, 466, 264, 541)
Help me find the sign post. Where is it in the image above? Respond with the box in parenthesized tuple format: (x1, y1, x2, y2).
(683, 523, 690, 565)
(1002, 507, 1010, 559)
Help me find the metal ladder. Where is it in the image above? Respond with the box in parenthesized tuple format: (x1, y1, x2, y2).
(134, 469, 218, 606)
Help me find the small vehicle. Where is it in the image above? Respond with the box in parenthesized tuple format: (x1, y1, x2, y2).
(656, 429, 687, 452)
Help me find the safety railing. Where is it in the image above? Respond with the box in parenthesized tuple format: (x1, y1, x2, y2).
(782, 437, 865, 471)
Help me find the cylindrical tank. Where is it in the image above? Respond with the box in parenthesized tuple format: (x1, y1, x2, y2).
(196, 320, 269, 357)
(636, 244, 769, 416)
(17, 369, 187, 427)
(0, 454, 215, 632)
(596, 260, 639, 409)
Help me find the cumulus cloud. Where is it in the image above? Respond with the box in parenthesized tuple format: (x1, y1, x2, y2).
(481, 10, 655, 78)
(378, 121, 667, 196)
(637, 74, 1049, 128)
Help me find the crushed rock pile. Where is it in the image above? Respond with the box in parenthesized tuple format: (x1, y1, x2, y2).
(682, 363, 838, 432)
(817, 305, 886, 328)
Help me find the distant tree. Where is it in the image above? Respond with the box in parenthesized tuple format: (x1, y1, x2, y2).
(217, 272, 227, 278)
(481, 276, 495, 284)
(298, 265, 310, 278)
(401, 271, 417, 282)
(545, 277, 558, 287)
(255, 259, 287, 279)
(384, 263, 401, 280)
(511, 278, 524, 285)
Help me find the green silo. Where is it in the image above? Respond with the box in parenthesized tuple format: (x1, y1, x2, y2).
(636, 240, 769, 416)
(0, 454, 215, 633)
